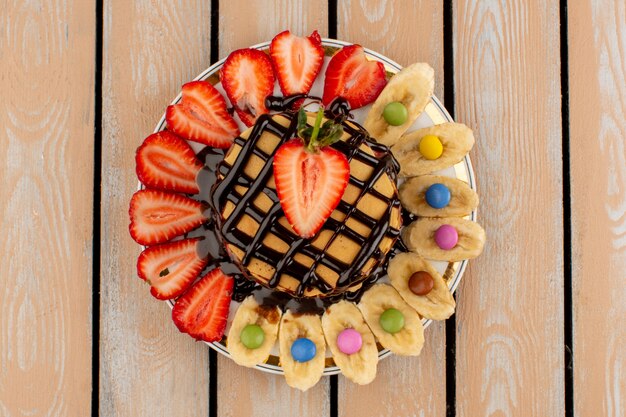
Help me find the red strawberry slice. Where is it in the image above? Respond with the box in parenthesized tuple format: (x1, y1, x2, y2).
(137, 238, 208, 300)
(136, 131, 203, 194)
(270, 30, 324, 98)
(273, 139, 350, 238)
(220, 48, 275, 127)
(166, 81, 239, 148)
(129, 189, 207, 245)
(322, 44, 387, 109)
(172, 267, 234, 342)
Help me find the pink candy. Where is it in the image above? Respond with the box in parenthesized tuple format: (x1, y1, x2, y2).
(337, 328, 362, 355)
(434, 224, 458, 250)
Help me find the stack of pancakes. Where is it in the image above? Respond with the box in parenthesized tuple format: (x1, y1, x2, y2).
(210, 112, 402, 297)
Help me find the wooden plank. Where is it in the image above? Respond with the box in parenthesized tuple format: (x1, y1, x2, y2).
(0, 0, 95, 415)
(336, 2, 447, 416)
(453, 1, 564, 416)
(99, 2, 213, 415)
(568, 1, 626, 416)
(218, 0, 328, 59)
(217, 2, 330, 415)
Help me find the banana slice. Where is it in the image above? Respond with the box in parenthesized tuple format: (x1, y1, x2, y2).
(358, 284, 424, 356)
(399, 175, 479, 217)
(279, 311, 326, 391)
(391, 123, 475, 177)
(388, 252, 455, 320)
(402, 218, 485, 262)
(226, 296, 281, 367)
(364, 63, 435, 146)
(322, 301, 378, 385)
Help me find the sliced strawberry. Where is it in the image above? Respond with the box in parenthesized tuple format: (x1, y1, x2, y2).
(172, 267, 234, 342)
(129, 189, 207, 245)
(270, 30, 324, 98)
(322, 44, 387, 109)
(273, 139, 350, 238)
(166, 81, 239, 148)
(220, 48, 275, 127)
(137, 238, 208, 300)
(136, 131, 203, 194)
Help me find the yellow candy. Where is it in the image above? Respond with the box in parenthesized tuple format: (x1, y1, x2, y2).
(418, 135, 443, 160)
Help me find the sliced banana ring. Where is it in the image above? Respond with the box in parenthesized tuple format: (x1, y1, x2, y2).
(226, 296, 281, 368)
(391, 122, 475, 177)
(358, 284, 424, 356)
(279, 310, 326, 391)
(322, 300, 378, 385)
(399, 175, 479, 218)
(402, 217, 485, 262)
(387, 252, 455, 320)
(364, 63, 435, 146)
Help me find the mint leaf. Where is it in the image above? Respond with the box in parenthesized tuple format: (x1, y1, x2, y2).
(319, 123, 344, 146)
(297, 108, 308, 133)
(297, 107, 344, 152)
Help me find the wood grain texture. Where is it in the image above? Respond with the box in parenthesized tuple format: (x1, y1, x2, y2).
(100, 2, 212, 416)
(453, 1, 564, 416)
(0, 0, 95, 415)
(217, 2, 330, 416)
(337, 2, 447, 416)
(219, 0, 328, 59)
(569, 1, 626, 416)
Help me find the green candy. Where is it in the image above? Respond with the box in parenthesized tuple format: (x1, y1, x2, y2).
(240, 324, 265, 349)
(379, 308, 405, 334)
(382, 102, 408, 126)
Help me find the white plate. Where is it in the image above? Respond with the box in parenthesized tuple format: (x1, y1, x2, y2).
(142, 38, 477, 376)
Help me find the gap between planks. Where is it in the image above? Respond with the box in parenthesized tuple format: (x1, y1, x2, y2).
(92, 0, 104, 415)
(559, 1, 574, 416)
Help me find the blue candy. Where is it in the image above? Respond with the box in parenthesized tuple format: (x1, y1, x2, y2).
(425, 183, 451, 209)
(291, 337, 317, 363)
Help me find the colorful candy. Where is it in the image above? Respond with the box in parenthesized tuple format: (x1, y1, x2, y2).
(408, 271, 435, 296)
(419, 134, 443, 160)
(425, 183, 451, 209)
(379, 308, 405, 334)
(240, 324, 265, 349)
(382, 101, 408, 126)
(434, 224, 458, 250)
(336, 328, 363, 355)
(291, 337, 317, 362)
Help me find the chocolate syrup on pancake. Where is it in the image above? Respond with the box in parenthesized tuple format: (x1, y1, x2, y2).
(209, 104, 402, 298)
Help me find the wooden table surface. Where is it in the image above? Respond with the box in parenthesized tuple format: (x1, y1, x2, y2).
(1, 0, 625, 416)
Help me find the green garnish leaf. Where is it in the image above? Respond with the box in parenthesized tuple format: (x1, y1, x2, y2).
(297, 107, 344, 153)
(159, 268, 170, 277)
(297, 108, 309, 134)
(318, 120, 344, 146)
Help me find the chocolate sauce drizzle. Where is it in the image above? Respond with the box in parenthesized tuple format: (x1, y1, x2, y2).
(265, 94, 317, 111)
(209, 100, 402, 298)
